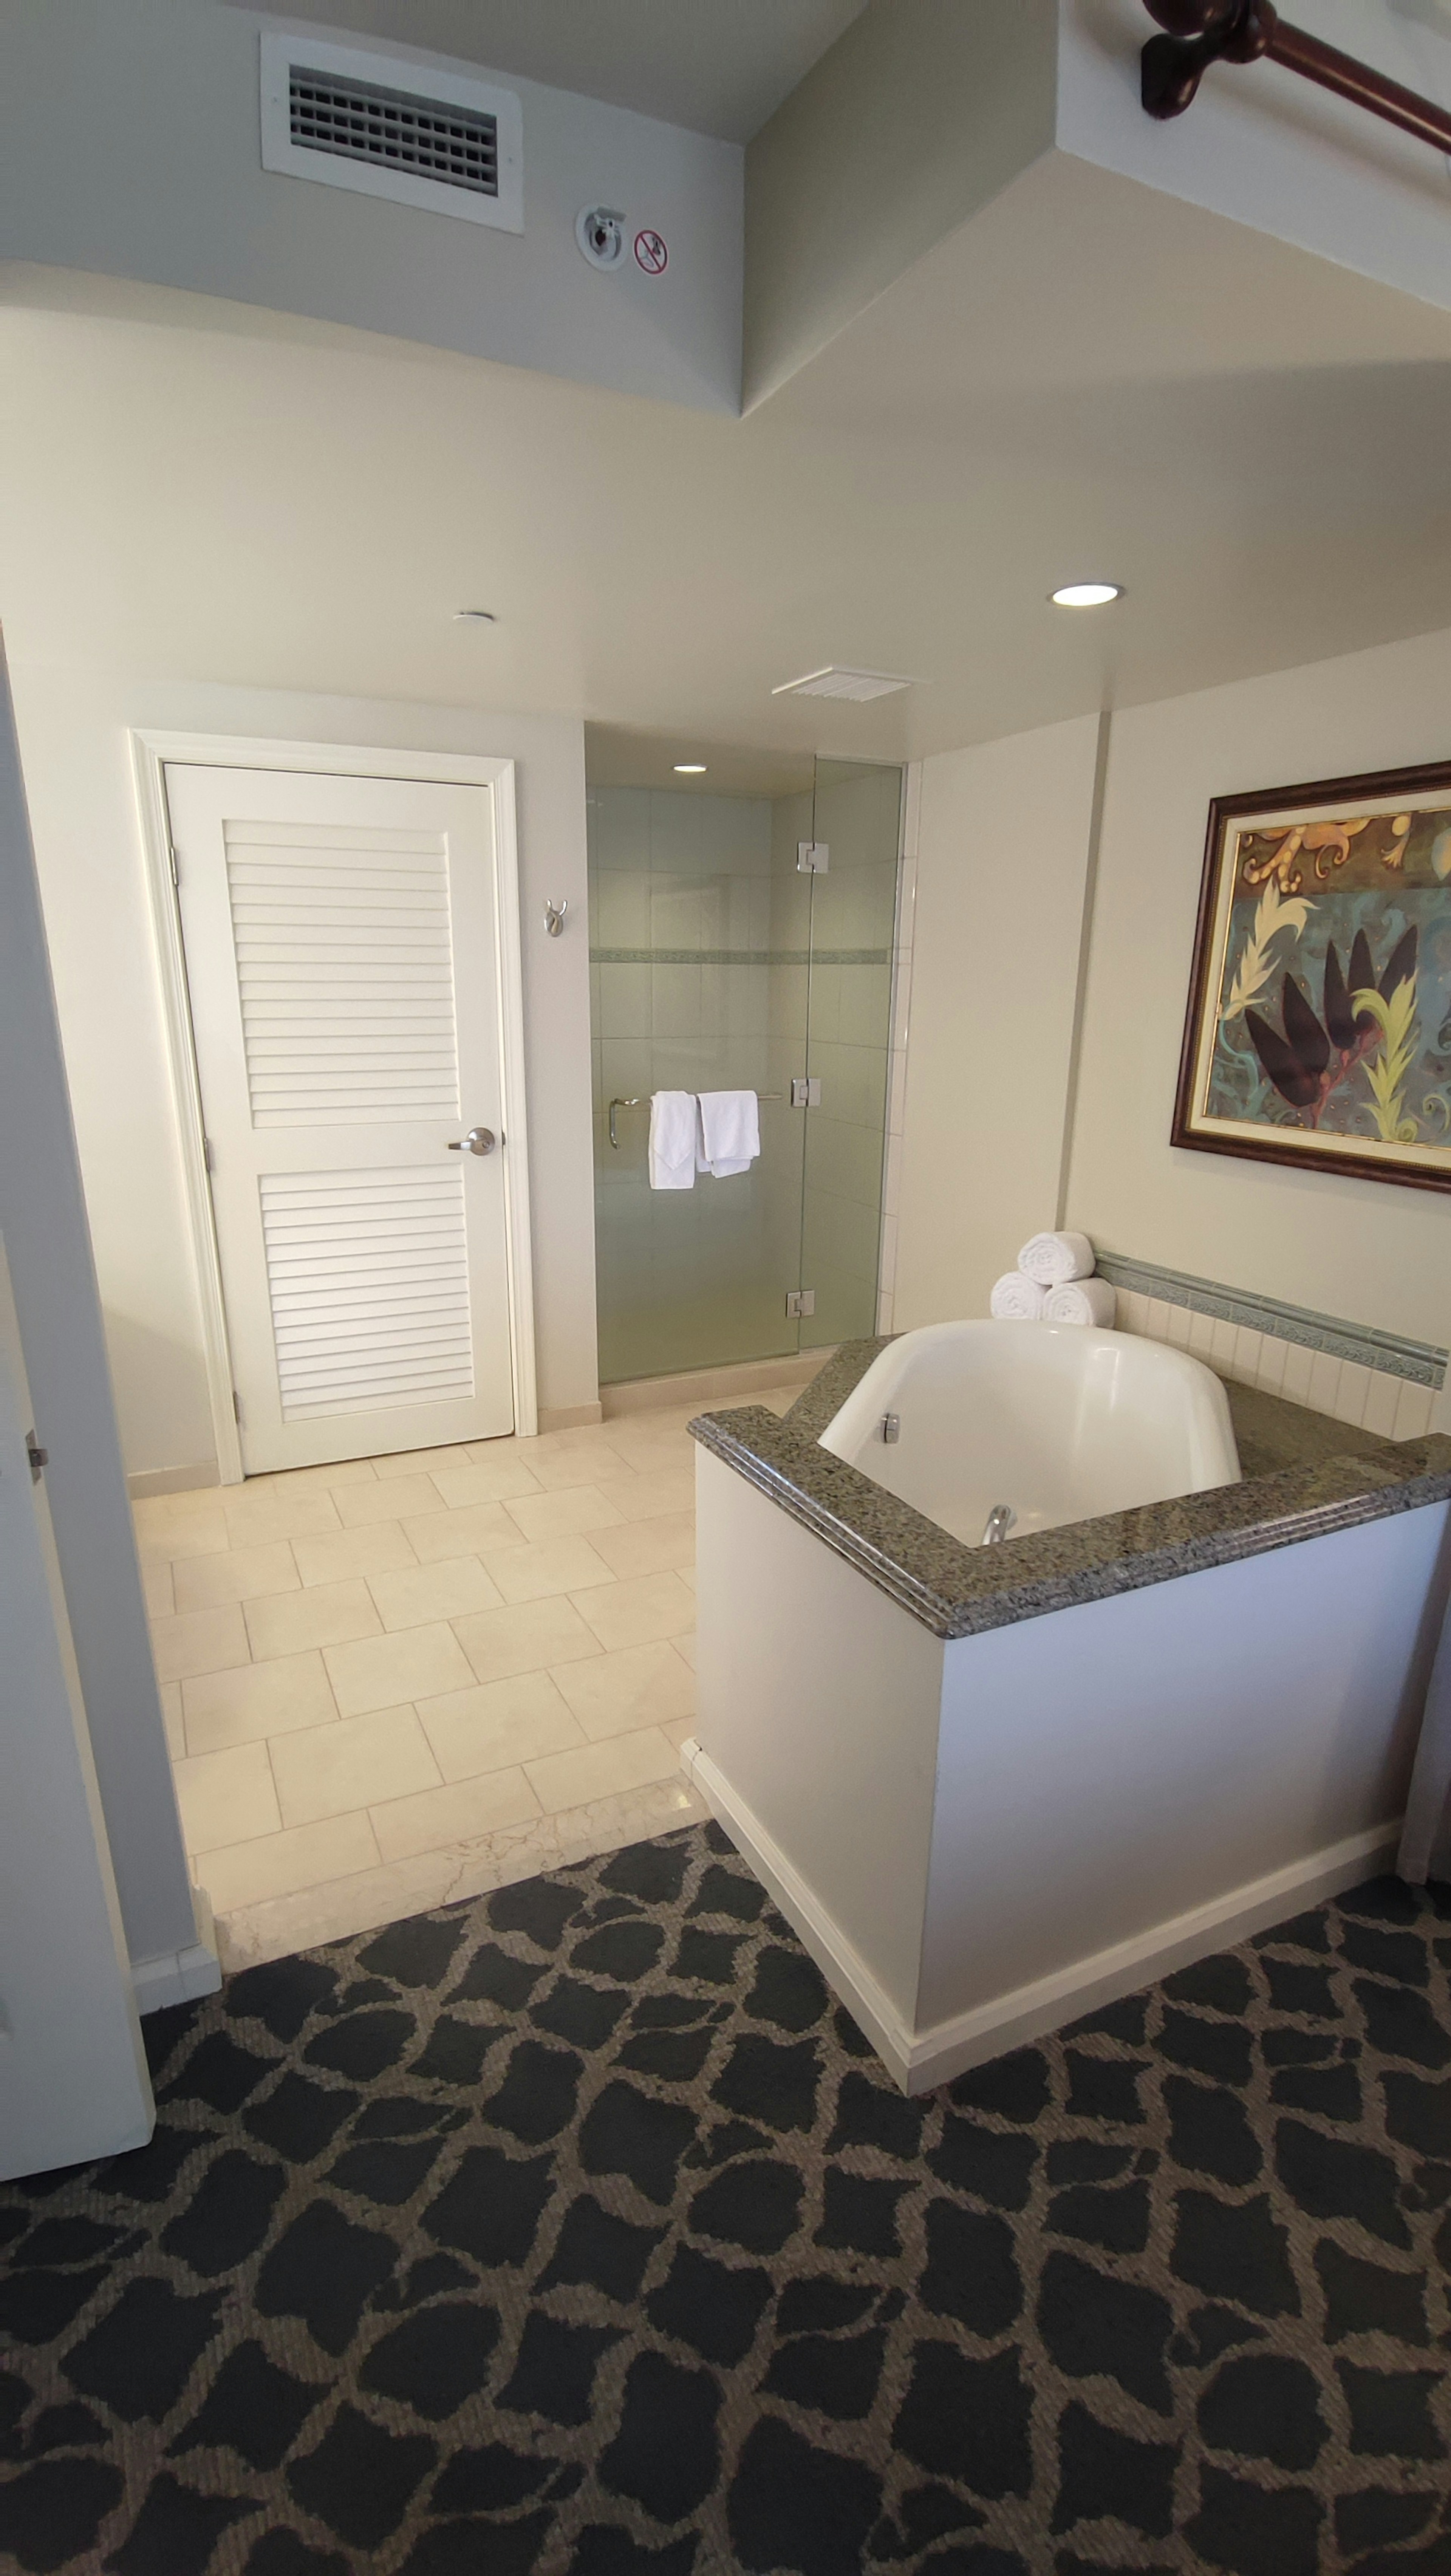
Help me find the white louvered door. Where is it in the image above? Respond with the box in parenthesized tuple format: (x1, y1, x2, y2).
(166, 764, 517, 1472)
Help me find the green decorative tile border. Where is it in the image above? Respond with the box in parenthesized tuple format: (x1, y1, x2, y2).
(1095, 1251, 1446, 1390)
(590, 948, 891, 968)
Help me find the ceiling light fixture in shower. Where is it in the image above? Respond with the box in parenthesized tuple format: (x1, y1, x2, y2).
(673, 763, 707, 774)
(1050, 582, 1122, 607)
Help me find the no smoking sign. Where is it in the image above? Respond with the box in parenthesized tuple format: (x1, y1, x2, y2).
(633, 228, 668, 276)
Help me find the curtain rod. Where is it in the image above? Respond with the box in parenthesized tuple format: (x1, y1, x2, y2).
(1140, 1, 1451, 156)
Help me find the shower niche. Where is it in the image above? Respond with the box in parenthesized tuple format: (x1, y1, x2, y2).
(588, 747, 903, 1386)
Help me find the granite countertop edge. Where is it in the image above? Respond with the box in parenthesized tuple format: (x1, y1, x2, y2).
(687, 1338, 1451, 1642)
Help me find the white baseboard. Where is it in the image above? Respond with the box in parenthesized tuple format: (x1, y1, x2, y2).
(127, 1460, 221, 1499)
(537, 1402, 604, 1433)
(682, 1741, 1400, 2096)
(682, 1740, 919, 2085)
(132, 1884, 221, 2012)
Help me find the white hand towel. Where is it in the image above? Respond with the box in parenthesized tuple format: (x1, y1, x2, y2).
(1017, 1229, 1095, 1286)
(648, 1091, 698, 1190)
(990, 1271, 1047, 1320)
(1044, 1277, 1117, 1327)
(698, 1090, 760, 1179)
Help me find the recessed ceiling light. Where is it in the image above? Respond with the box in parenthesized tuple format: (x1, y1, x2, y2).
(673, 763, 707, 774)
(1050, 582, 1122, 608)
(455, 607, 497, 622)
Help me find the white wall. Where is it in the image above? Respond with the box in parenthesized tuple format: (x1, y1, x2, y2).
(895, 622, 1451, 1375)
(894, 713, 1102, 1328)
(1069, 625, 1451, 1354)
(9, 666, 598, 1479)
(0, 0, 743, 413)
(0, 635, 198, 1974)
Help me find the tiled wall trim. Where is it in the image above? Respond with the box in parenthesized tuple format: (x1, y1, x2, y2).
(591, 947, 892, 968)
(1096, 1252, 1446, 1391)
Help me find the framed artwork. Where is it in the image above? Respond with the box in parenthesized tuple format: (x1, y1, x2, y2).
(1173, 757, 1451, 1193)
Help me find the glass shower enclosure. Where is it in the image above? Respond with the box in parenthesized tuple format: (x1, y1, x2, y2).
(588, 755, 903, 1385)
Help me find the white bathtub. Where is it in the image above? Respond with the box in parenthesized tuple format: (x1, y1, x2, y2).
(688, 1327, 1449, 2091)
(819, 1319, 1241, 1543)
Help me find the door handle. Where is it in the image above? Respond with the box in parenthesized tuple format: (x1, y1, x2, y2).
(448, 1126, 497, 1155)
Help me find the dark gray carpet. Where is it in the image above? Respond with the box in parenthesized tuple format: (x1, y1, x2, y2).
(1, 1821, 1449, 2575)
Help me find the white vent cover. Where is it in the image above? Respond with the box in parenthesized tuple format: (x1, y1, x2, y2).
(260, 33, 522, 231)
(771, 667, 917, 702)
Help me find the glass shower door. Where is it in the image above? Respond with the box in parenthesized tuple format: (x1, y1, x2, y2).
(588, 758, 902, 1384)
(589, 783, 809, 1384)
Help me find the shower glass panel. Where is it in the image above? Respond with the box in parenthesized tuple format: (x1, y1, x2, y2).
(588, 757, 902, 1386)
(800, 760, 903, 1351)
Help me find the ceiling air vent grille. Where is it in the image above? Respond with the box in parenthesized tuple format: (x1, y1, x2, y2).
(260, 33, 523, 232)
(289, 70, 499, 199)
(772, 667, 918, 703)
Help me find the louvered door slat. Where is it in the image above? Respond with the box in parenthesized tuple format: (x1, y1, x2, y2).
(224, 821, 460, 1129)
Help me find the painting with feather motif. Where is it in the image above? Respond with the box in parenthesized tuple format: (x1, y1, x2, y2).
(1173, 759, 1451, 1194)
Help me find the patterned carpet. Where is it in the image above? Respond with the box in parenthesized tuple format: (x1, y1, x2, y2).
(1, 1824, 1449, 2576)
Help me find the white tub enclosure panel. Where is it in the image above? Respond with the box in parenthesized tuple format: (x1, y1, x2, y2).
(691, 1424, 1451, 2093)
(917, 1505, 1448, 2050)
(690, 1450, 942, 2048)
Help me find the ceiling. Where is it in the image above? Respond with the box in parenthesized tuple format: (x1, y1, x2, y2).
(218, 0, 869, 141)
(5, 147, 1451, 765)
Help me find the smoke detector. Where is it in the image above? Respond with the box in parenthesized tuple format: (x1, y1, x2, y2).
(771, 667, 917, 702)
(260, 33, 523, 231)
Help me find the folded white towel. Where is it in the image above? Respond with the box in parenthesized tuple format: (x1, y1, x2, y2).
(1017, 1230, 1095, 1286)
(1045, 1277, 1117, 1328)
(648, 1091, 698, 1191)
(990, 1271, 1047, 1320)
(698, 1090, 760, 1178)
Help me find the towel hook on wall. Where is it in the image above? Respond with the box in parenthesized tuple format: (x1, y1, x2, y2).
(543, 898, 568, 938)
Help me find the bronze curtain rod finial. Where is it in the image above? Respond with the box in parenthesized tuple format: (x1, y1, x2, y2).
(1139, 0, 1451, 153)
(1141, 1, 1277, 121)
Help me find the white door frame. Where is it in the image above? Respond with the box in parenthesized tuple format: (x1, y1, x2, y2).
(132, 732, 537, 1484)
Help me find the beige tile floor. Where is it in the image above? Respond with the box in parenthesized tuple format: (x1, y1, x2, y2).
(135, 1392, 794, 1972)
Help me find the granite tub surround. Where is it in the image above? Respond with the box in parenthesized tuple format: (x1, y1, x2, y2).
(688, 1338, 1451, 1641)
(686, 1338, 1451, 2091)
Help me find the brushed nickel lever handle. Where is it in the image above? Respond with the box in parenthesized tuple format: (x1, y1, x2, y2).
(448, 1126, 497, 1155)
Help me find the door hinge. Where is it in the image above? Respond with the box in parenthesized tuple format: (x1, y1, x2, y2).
(169, 844, 180, 890)
(797, 842, 829, 874)
(232, 1389, 242, 1424)
(790, 1076, 821, 1109)
(203, 1137, 215, 1173)
(786, 1290, 816, 1319)
(25, 1430, 48, 1483)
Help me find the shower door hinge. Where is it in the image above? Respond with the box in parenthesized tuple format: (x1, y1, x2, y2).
(786, 1290, 816, 1319)
(797, 842, 829, 873)
(790, 1076, 821, 1109)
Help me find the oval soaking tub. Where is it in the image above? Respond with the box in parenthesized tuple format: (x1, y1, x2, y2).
(818, 1318, 1240, 1544)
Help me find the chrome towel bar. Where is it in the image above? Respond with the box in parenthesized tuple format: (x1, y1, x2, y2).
(607, 1093, 781, 1150)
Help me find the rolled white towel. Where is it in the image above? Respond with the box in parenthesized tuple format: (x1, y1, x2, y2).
(990, 1271, 1047, 1320)
(1017, 1229, 1095, 1286)
(1044, 1277, 1117, 1328)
